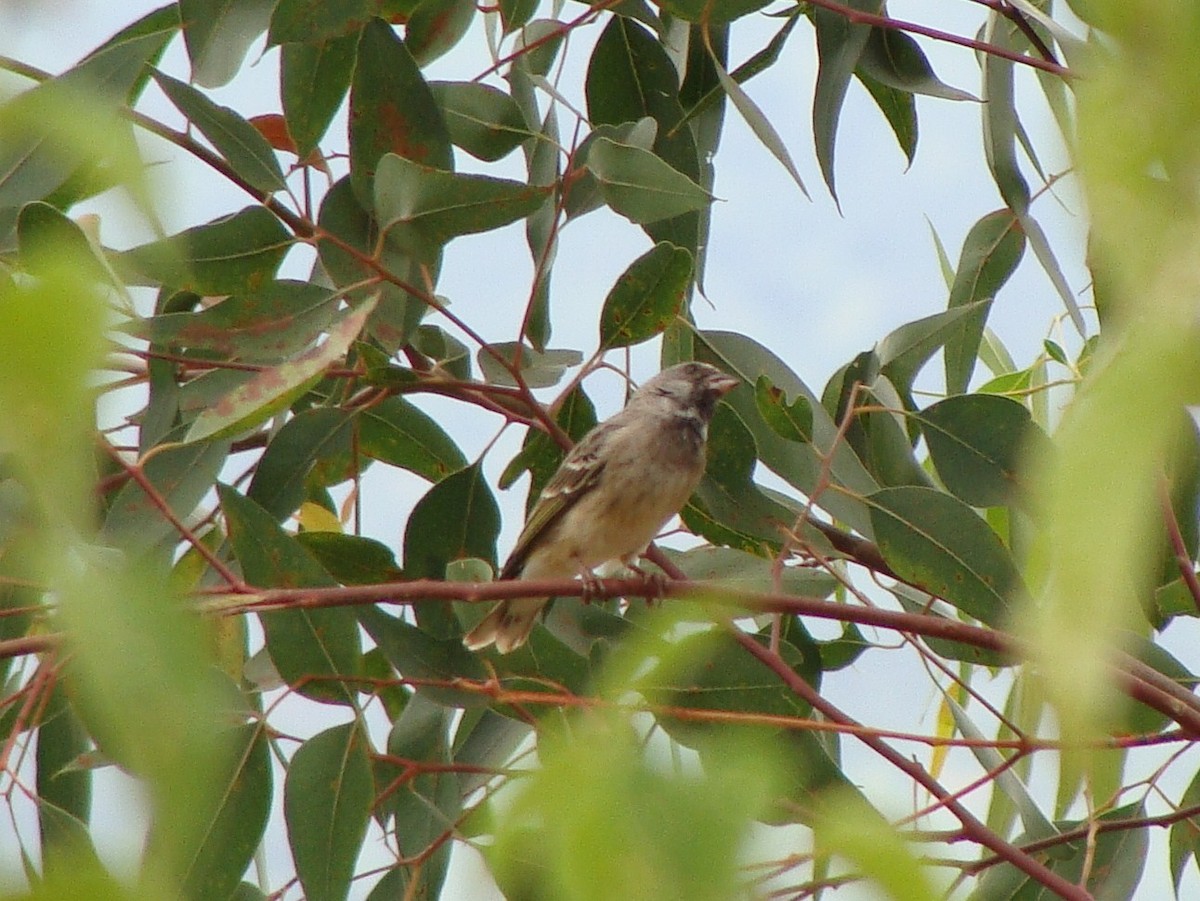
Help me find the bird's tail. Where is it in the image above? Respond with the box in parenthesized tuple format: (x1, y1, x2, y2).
(462, 597, 546, 653)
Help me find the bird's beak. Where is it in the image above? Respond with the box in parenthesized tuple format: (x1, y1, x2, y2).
(711, 373, 740, 396)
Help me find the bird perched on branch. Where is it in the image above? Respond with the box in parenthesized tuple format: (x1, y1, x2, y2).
(463, 361, 739, 653)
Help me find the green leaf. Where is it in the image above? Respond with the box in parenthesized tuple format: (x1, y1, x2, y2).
(186, 299, 375, 443)
(180, 724, 273, 901)
(430, 81, 531, 162)
(349, 19, 451, 202)
(918, 394, 1041, 507)
(298, 533, 400, 585)
(876, 302, 990, 397)
(359, 607, 489, 707)
(585, 138, 713, 225)
(857, 27, 976, 102)
(585, 17, 703, 251)
(891, 583, 1010, 667)
(153, 70, 287, 192)
(653, 0, 771, 24)
(127, 280, 342, 363)
(269, 0, 377, 44)
(281, 31, 359, 158)
(477, 342, 583, 388)
(383, 696, 458, 894)
(812, 0, 882, 201)
(684, 405, 798, 552)
(180, 0, 276, 88)
(855, 71, 916, 164)
(36, 685, 93, 869)
(119, 206, 293, 295)
(754, 375, 813, 443)
(1170, 768, 1200, 894)
(866, 486, 1022, 625)
(219, 485, 362, 705)
(406, 0, 475, 65)
(664, 545, 837, 599)
(402, 462, 500, 634)
(944, 210, 1025, 394)
(374, 152, 551, 259)
(285, 723, 374, 901)
(598, 242, 693, 349)
(359, 396, 468, 481)
(101, 434, 231, 552)
(247, 407, 357, 520)
(498, 0, 539, 33)
(692, 329, 877, 536)
(710, 49, 808, 197)
(77, 6, 180, 105)
(316, 176, 430, 351)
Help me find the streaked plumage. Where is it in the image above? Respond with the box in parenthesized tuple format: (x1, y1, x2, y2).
(463, 362, 738, 653)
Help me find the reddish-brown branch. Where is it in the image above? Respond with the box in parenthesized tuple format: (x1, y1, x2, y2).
(99, 441, 244, 589)
(728, 628, 1092, 900)
(805, 0, 1069, 78)
(1159, 476, 1200, 615)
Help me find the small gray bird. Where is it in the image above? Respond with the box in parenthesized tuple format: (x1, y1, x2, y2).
(463, 361, 739, 653)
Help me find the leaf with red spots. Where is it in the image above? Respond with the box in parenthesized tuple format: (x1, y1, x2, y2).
(185, 296, 377, 443)
(598, 241, 693, 350)
(348, 18, 451, 204)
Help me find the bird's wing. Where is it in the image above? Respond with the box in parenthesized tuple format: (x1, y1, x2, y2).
(499, 420, 616, 579)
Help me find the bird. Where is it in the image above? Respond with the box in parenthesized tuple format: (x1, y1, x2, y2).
(463, 361, 739, 653)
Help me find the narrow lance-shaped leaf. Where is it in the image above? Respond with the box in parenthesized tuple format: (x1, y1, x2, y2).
(281, 31, 358, 159)
(186, 297, 376, 443)
(585, 138, 713, 225)
(812, 0, 883, 201)
(153, 70, 287, 192)
(710, 47, 808, 197)
(179, 0, 275, 88)
(944, 210, 1025, 394)
(599, 242, 693, 349)
(430, 81, 531, 162)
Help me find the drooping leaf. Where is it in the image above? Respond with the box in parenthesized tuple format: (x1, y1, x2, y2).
(359, 396, 467, 481)
(285, 723, 374, 901)
(153, 70, 287, 192)
(349, 18, 451, 202)
(281, 31, 359, 158)
(219, 485, 361, 705)
(857, 27, 977, 102)
(653, 0, 771, 24)
(812, 0, 883, 201)
(855, 71, 917, 164)
(359, 607, 489, 707)
(402, 462, 500, 634)
(180, 724, 273, 901)
(127, 280, 342, 363)
(585, 17, 703, 252)
(477, 343, 583, 389)
(316, 175, 431, 351)
(944, 210, 1025, 394)
(179, 0, 276, 88)
(866, 486, 1022, 625)
(119, 206, 293, 295)
(247, 407, 358, 520)
(101, 434, 232, 552)
(598, 242, 693, 349)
